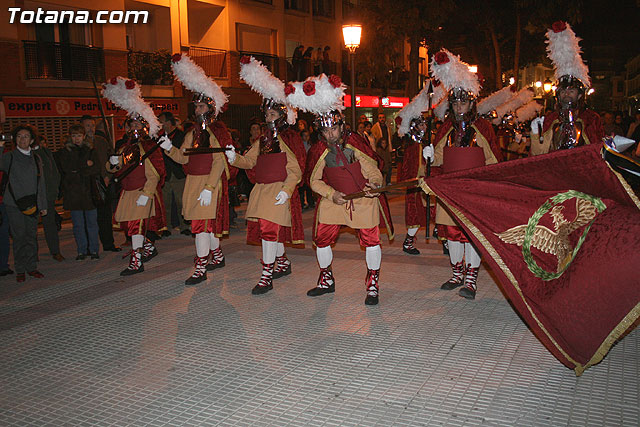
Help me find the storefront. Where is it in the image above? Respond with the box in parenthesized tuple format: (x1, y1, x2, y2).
(344, 95, 410, 126)
(1, 96, 181, 150)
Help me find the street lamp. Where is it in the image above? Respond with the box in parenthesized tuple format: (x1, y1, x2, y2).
(342, 24, 361, 128)
(543, 78, 553, 94)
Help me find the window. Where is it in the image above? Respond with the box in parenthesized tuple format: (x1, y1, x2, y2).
(313, 0, 334, 18)
(285, 0, 309, 12)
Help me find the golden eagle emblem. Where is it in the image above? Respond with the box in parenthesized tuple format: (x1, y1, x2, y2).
(496, 197, 598, 274)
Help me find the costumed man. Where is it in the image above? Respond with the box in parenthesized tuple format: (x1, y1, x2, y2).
(224, 56, 306, 295)
(425, 49, 501, 300)
(395, 83, 445, 255)
(103, 77, 166, 276)
(287, 74, 394, 306)
(530, 21, 604, 155)
(158, 53, 232, 285)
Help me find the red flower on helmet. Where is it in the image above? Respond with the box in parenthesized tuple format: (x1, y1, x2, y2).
(552, 21, 567, 33)
(125, 80, 136, 90)
(303, 81, 316, 96)
(328, 74, 342, 88)
(240, 55, 251, 64)
(110, 77, 118, 85)
(395, 116, 402, 126)
(434, 51, 449, 65)
(171, 53, 182, 63)
(284, 84, 295, 96)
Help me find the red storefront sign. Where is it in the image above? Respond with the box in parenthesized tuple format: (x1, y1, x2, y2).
(344, 95, 409, 108)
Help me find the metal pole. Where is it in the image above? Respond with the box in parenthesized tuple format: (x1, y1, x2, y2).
(350, 51, 357, 128)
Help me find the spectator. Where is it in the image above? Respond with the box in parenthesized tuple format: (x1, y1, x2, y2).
(55, 124, 101, 260)
(298, 130, 314, 210)
(626, 110, 640, 139)
(302, 47, 314, 77)
(292, 45, 304, 80)
(603, 111, 623, 136)
(0, 125, 48, 282)
(81, 115, 121, 252)
(32, 136, 64, 262)
(376, 136, 393, 185)
(371, 113, 393, 157)
(296, 119, 309, 134)
(313, 47, 323, 74)
(614, 112, 627, 136)
(0, 164, 11, 276)
(322, 46, 331, 73)
(158, 112, 189, 236)
(357, 121, 375, 151)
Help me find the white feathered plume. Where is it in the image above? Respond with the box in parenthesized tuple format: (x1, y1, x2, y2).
(396, 80, 446, 136)
(102, 76, 161, 138)
(477, 85, 517, 116)
(514, 100, 543, 124)
(285, 74, 346, 115)
(546, 21, 590, 87)
(171, 53, 228, 116)
(239, 55, 297, 125)
(430, 49, 480, 96)
(494, 87, 534, 120)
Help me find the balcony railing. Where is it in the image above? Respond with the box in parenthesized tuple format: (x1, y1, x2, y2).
(313, 0, 334, 18)
(23, 40, 105, 82)
(189, 46, 228, 78)
(239, 51, 281, 79)
(127, 49, 173, 85)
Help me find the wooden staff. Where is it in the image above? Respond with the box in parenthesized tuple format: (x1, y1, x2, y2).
(425, 80, 433, 240)
(343, 178, 420, 200)
(184, 147, 232, 155)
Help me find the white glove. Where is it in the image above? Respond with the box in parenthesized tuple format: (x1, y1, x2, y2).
(136, 194, 149, 206)
(274, 190, 289, 206)
(109, 155, 121, 165)
(197, 189, 212, 206)
(158, 135, 173, 151)
(225, 144, 236, 164)
(530, 117, 544, 135)
(422, 145, 434, 162)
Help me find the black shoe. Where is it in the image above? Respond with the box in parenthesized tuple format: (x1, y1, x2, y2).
(142, 248, 158, 262)
(365, 294, 379, 305)
(252, 283, 273, 295)
(105, 246, 123, 252)
(441, 279, 464, 290)
(120, 265, 144, 276)
(90, 253, 100, 260)
(180, 229, 192, 236)
(272, 264, 291, 279)
(459, 287, 476, 299)
(306, 284, 335, 296)
(76, 254, 86, 261)
(403, 246, 420, 255)
(161, 230, 172, 237)
(206, 259, 225, 271)
(185, 273, 207, 286)
(0, 268, 14, 276)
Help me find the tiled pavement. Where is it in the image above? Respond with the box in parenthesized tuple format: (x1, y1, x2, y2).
(0, 191, 638, 426)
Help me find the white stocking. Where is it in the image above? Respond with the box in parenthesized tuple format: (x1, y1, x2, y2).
(365, 245, 382, 270)
(132, 234, 144, 251)
(407, 227, 418, 237)
(316, 246, 333, 269)
(276, 242, 285, 257)
(209, 233, 220, 250)
(195, 233, 210, 257)
(464, 242, 481, 268)
(448, 240, 464, 264)
(262, 239, 278, 264)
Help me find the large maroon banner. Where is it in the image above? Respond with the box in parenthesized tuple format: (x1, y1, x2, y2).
(423, 144, 640, 375)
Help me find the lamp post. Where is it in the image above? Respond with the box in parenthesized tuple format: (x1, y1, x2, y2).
(342, 24, 361, 128)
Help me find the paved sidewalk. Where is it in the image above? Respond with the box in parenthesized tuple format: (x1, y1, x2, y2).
(0, 192, 638, 426)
